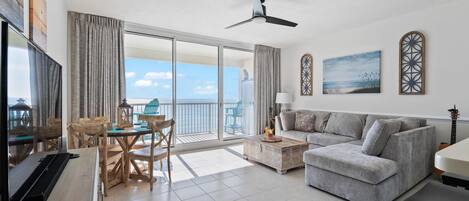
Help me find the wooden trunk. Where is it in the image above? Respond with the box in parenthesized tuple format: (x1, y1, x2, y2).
(243, 136, 308, 174)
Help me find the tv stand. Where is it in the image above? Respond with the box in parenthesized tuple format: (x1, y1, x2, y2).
(9, 148, 99, 201)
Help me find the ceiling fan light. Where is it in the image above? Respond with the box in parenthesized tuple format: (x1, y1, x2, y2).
(252, 16, 266, 24)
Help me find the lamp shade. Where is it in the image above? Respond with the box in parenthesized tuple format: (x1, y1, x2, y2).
(276, 93, 292, 104)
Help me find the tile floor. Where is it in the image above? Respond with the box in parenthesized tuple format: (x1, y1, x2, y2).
(106, 144, 430, 201)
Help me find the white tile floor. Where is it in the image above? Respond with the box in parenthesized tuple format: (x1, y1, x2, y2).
(105, 144, 430, 201)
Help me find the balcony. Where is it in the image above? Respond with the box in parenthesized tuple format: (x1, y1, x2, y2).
(131, 102, 254, 144)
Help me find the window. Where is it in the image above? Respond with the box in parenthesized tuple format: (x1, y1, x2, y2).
(124, 31, 254, 146)
(124, 33, 173, 120)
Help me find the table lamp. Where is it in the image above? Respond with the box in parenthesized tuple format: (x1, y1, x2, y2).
(276, 92, 292, 112)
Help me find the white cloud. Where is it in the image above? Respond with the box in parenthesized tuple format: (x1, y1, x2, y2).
(194, 84, 217, 95)
(163, 84, 171, 89)
(125, 72, 136, 78)
(134, 80, 153, 87)
(153, 82, 159, 87)
(144, 72, 172, 80)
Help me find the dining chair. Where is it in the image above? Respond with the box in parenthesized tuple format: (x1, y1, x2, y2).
(129, 119, 175, 191)
(137, 114, 165, 144)
(34, 118, 62, 152)
(67, 120, 122, 196)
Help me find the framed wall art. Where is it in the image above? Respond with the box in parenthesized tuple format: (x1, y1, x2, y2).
(399, 31, 425, 95)
(323, 51, 381, 94)
(29, 0, 47, 50)
(0, 0, 24, 32)
(300, 54, 313, 96)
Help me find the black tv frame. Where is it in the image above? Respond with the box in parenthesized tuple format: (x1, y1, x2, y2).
(1, 20, 10, 201)
(0, 20, 66, 201)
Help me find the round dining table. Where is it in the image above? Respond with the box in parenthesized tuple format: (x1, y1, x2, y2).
(107, 124, 153, 185)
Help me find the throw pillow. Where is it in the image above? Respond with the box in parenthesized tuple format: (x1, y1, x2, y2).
(280, 111, 296, 130)
(295, 112, 315, 132)
(362, 119, 402, 156)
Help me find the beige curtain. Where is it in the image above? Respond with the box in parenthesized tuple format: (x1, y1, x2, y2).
(254, 45, 281, 135)
(69, 12, 125, 122)
(29, 45, 62, 127)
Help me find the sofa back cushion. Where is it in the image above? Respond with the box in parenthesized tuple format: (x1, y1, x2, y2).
(396, 117, 426, 131)
(324, 112, 367, 138)
(362, 119, 402, 156)
(295, 112, 315, 132)
(297, 110, 331, 132)
(362, 114, 396, 140)
(279, 111, 296, 130)
(362, 115, 427, 140)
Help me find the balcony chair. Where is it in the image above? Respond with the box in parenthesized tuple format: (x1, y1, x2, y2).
(129, 119, 175, 191)
(224, 101, 243, 134)
(67, 118, 122, 196)
(134, 98, 160, 119)
(143, 98, 160, 115)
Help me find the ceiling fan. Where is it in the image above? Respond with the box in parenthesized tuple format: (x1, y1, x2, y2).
(225, 0, 298, 29)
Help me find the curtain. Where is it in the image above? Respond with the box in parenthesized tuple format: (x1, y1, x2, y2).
(254, 45, 281, 135)
(29, 45, 62, 127)
(69, 12, 125, 122)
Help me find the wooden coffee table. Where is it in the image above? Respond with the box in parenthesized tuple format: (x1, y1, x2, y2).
(243, 135, 308, 174)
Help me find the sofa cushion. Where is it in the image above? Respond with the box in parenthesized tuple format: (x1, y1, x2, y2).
(297, 110, 331, 132)
(362, 115, 427, 140)
(307, 133, 355, 147)
(362, 119, 402, 156)
(362, 114, 396, 140)
(347, 140, 364, 146)
(279, 111, 296, 130)
(304, 143, 398, 184)
(279, 130, 309, 142)
(295, 112, 315, 132)
(397, 117, 426, 132)
(324, 112, 367, 138)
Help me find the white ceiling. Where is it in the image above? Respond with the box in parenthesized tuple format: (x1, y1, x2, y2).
(67, 0, 457, 48)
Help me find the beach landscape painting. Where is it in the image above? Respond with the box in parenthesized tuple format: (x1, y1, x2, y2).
(323, 50, 381, 94)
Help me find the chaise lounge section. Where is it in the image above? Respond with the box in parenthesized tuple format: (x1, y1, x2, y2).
(275, 110, 436, 201)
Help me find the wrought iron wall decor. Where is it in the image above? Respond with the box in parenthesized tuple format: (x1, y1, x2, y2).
(300, 54, 313, 96)
(399, 31, 425, 95)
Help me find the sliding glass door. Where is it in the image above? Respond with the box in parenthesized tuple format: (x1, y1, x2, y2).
(175, 41, 219, 144)
(124, 32, 254, 146)
(222, 48, 255, 139)
(124, 33, 174, 121)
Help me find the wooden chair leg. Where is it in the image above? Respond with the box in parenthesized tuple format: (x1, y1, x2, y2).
(149, 160, 154, 191)
(101, 162, 108, 197)
(167, 157, 172, 183)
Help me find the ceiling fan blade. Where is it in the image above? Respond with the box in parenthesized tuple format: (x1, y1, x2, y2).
(252, 0, 265, 16)
(225, 18, 253, 29)
(265, 16, 298, 27)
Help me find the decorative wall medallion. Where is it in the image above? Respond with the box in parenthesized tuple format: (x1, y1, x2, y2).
(399, 31, 425, 95)
(300, 54, 313, 96)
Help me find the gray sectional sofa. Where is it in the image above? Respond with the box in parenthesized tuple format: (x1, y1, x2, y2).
(275, 110, 436, 201)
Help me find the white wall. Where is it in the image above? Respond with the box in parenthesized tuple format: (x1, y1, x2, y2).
(281, 1, 469, 145)
(46, 0, 69, 139)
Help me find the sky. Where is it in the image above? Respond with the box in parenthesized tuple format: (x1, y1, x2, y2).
(125, 57, 241, 103)
(8, 47, 32, 105)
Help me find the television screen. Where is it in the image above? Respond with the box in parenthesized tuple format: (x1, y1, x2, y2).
(3, 22, 62, 198)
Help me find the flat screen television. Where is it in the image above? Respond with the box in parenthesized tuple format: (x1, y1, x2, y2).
(0, 20, 63, 201)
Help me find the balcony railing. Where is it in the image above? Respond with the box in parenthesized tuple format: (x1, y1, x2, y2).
(132, 102, 238, 135)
